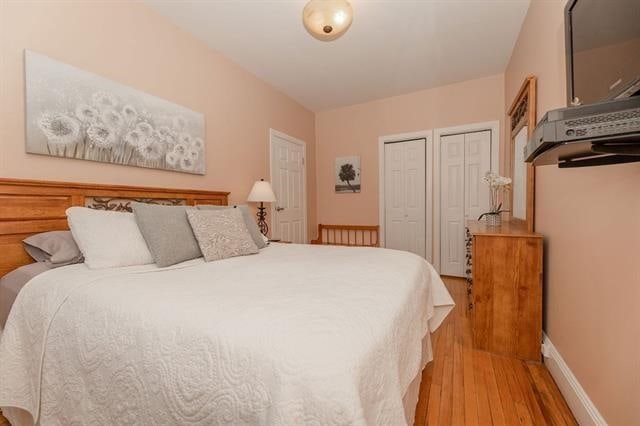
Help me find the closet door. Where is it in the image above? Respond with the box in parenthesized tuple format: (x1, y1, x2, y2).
(440, 131, 492, 277)
(440, 134, 466, 276)
(464, 131, 491, 223)
(384, 139, 426, 258)
(404, 141, 426, 257)
(384, 142, 406, 252)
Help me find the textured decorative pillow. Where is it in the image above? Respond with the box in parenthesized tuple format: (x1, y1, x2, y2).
(132, 203, 202, 267)
(197, 204, 267, 249)
(66, 207, 154, 269)
(23, 230, 83, 267)
(186, 208, 259, 261)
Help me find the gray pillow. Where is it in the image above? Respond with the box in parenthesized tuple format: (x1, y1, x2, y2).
(132, 203, 202, 267)
(0, 262, 50, 328)
(197, 204, 267, 249)
(186, 209, 259, 262)
(23, 230, 83, 268)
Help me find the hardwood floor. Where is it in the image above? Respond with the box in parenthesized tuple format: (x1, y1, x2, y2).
(0, 277, 575, 426)
(414, 277, 576, 426)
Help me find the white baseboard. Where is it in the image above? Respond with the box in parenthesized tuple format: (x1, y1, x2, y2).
(542, 334, 607, 425)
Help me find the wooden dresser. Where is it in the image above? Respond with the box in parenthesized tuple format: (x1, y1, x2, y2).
(465, 220, 543, 361)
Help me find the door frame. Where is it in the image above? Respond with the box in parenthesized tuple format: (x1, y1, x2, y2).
(269, 128, 308, 243)
(378, 130, 434, 262)
(433, 120, 500, 273)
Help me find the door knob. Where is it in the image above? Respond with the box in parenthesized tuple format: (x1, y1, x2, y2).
(276, 206, 285, 212)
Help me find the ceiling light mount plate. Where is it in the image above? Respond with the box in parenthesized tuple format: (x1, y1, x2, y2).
(302, 0, 353, 42)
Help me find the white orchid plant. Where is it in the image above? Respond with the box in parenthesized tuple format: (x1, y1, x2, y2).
(479, 172, 512, 220)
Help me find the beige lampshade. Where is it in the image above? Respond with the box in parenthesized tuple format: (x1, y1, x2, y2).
(247, 179, 277, 203)
(302, 0, 353, 42)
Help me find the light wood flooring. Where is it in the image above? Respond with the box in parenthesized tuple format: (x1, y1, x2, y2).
(414, 277, 576, 425)
(0, 277, 576, 426)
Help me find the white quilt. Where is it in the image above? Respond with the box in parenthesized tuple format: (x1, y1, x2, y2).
(0, 243, 453, 425)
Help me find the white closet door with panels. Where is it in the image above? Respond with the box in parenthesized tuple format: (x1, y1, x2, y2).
(464, 131, 492, 224)
(384, 139, 426, 258)
(440, 134, 466, 277)
(440, 130, 491, 277)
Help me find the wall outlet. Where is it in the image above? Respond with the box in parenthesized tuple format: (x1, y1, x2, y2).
(541, 342, 551, 358)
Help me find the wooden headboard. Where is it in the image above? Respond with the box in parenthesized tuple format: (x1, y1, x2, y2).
(0, 178, 229, 277)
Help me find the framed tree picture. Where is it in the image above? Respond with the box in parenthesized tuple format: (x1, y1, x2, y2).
(335, 156, 361, 193)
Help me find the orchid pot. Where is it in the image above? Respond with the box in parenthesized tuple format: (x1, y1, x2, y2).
(478, 172, 511, 227)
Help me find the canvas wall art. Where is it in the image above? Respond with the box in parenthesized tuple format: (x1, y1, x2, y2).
(25, 50, 205, 174)
(335, 156, 361, 193)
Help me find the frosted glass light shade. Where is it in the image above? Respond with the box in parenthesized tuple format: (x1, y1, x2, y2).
(302, 0, 353, 42)
(247, 180, 277, 203)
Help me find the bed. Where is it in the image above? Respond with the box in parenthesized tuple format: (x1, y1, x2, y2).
(0, 178, 453, 425)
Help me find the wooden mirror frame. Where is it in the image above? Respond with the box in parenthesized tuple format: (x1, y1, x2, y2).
(507, 76, 537, 232)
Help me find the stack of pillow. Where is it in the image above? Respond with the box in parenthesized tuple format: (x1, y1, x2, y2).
(1, 203, 267, 331)
(29, 203, 268, 270)
(66, 203, 268, 269)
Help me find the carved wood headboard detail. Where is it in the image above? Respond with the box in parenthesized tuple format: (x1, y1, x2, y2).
(0, 178, 229, 277)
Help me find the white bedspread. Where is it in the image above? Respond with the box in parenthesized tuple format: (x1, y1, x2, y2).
(0, 243, 453, 425)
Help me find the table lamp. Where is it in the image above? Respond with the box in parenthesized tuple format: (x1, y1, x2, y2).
(247, 179, 277, 236)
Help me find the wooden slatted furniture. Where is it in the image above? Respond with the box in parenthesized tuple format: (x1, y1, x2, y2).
(466, 220, 543, 362)
(0, 178, 229, 278)
(310, 224, 379, 247)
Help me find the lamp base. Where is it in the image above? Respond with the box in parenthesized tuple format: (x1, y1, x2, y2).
(256, 202, 268, 236)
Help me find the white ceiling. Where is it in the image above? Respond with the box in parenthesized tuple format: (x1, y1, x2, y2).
(146, 0, 531, 111)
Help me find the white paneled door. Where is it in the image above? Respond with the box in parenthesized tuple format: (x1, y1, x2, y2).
(440, 133, 465, 277)
(270, 131, 306, 243)
(440, 130, 491, 277)
(464, 131, 492, 224)
(384, 139, 426, 258)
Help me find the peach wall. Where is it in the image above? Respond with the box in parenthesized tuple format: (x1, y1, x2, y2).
(505, 1, 640, 424)
(0, 0, 316, 238)
(315, 74, 505, 226)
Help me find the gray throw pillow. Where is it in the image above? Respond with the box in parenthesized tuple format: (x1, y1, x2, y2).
(23, 230, 83, 268)
(0, 262, 50, 328)
(197, 204, 267, 249)
(186, 209, 259, 262)
(132, 203, 202, 267)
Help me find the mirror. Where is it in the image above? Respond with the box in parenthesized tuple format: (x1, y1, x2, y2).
(512, 126, 527, 220)
(507, 76, 536, 231)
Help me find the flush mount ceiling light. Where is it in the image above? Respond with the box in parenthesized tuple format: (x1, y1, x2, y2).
(302, 0, 353, 42)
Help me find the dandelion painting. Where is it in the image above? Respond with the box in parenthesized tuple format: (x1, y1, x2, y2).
(335, 156, 361, 193)
(25, 50, 205, 174)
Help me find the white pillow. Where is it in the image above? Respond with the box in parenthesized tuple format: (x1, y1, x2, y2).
(66, 207, 154, 269)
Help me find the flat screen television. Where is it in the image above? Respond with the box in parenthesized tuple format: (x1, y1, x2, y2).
(565, 0, 640, 106)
